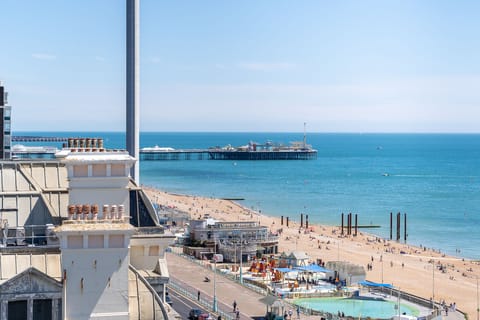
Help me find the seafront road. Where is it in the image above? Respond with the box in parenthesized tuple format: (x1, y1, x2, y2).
(166, 252, 269, 319)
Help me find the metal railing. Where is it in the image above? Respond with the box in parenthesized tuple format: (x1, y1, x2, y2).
(129, 265, 170, 320)
(168, 276, 234, 320)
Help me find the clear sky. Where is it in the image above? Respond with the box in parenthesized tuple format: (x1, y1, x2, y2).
(1, 0, 480, 133)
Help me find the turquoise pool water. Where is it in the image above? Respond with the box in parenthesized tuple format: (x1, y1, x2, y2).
(295, 297, 419, 319)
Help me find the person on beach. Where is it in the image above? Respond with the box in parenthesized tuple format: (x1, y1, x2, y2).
(236, 309, 240, 320)
(197, 290, 200, 301)
(233, 300, 237, 312)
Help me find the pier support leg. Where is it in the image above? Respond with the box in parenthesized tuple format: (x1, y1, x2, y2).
(354, 214, 358, 237)
(390, 212, 393, 240)
(396, 212, 401, 241)
(341, 213, 344, 235)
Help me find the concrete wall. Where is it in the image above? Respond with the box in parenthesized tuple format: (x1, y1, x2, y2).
(61, 238, 131, 320)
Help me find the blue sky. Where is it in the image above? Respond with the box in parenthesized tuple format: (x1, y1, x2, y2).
(1, 0, 480, 132)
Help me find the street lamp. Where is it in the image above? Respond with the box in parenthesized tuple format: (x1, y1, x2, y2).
(476, 276, 479, 320)
(234, 240, 237, 281)
(397, 287, 401, 318)
(381, 257, 384, 283)
(213, 237, 218, 312)
(432, 262, 435, 311)
(240, 233, 243, 284)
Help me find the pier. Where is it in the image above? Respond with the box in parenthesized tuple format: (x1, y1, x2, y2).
(12, 136, 68, 142)
(139, 149, 317, 160)
(140, 149, 210, 160)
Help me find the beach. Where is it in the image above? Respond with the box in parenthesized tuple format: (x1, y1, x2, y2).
(144, 186, 480, 318)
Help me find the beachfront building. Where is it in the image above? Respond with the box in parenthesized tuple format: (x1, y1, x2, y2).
(186, 219, 279, 262)
(277, 251, 310, 268)
(0, 82, 12, 160)
(326, 261, 366, 286)
(0, 147, 176, 319)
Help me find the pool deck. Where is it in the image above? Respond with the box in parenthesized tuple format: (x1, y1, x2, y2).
(166, 252, 466, 320)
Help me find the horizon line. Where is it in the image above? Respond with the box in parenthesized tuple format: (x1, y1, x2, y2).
(11, 130, 480, 135)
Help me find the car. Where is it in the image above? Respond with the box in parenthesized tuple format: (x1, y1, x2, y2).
(188, 308, 203, 320)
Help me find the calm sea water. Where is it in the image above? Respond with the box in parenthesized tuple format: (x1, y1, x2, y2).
(16, 132, 480, 259)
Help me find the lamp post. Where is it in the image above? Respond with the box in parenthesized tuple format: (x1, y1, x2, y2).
(381, 257, 384, 283)
(397, 287, 401, 318)
(240, 233, 243, 284)
(234, 240, 237, 281)
(432, 262, 435, 311)
(213, 237, 217, 312)
(476, 276, 479, 320)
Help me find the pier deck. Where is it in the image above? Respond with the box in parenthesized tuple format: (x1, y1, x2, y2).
(139, 149, 317, 160)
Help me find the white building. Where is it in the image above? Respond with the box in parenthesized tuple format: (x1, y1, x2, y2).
(0, 146, 175, 320)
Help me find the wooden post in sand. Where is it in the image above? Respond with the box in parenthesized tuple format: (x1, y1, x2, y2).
(341, 213, 344, 235)
(396, 212, 401, 241)
(348, 213, 352, 235)
(404, 213, 407, 242)
(281, 216, 283, 225)
(354, 214, 358, 236)
(286, 217, 289, 227)
(390, 212, 393, 240)
(300, 213, 304, 228)
(306, 215, 309, 229)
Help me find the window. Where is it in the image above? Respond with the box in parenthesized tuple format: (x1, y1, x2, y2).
(67, 235, 83, 249)
(8, 300, 27, 320)
(149, 245, 159, 256)
(111, 164, 125, 177)
(88, 235, 104, 248)
(73, 165, 88, 177)
(109, 234, 124, 248)
(33, 299, 52, 320)
(92, 164, 106, 177)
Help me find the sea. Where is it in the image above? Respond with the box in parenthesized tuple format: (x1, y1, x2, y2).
(15, 132, 480, 260)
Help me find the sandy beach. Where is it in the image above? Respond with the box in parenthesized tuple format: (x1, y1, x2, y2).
(143, 186, 480, 318)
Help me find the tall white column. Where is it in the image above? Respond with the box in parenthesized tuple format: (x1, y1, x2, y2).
(126, 0, 140, 183)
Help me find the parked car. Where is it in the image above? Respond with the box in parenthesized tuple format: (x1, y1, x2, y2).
(188, 309, 203, 320)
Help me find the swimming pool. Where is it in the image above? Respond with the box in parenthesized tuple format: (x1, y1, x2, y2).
(294, 297, 420, 319)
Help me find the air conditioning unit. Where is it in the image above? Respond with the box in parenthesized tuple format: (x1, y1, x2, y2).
(46, 224, 59, 245)
(15, 227, 25, 245)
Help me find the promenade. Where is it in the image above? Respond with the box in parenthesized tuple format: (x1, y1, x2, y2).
(166, 252, 270, 319)
(165, 251, 466, 320)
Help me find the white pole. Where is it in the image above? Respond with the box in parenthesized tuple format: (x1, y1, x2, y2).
(240, 234, 243, 284)
(126, 0, 140, 182)
(213, 237, 217, 312)
(432, 263, 435, 311)
(398, 288, 401, 318)
(234, 241, 237, 281)
(477, 276, 479, 320)
(381, 258, 384, 283)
